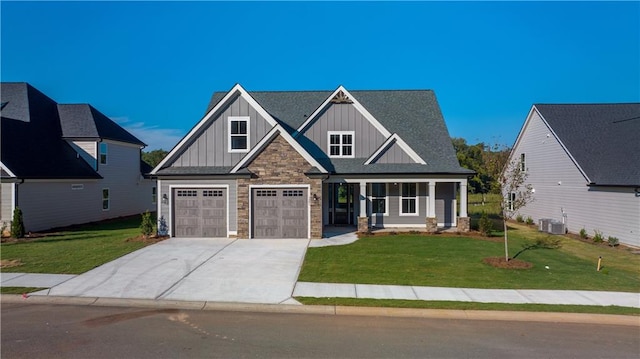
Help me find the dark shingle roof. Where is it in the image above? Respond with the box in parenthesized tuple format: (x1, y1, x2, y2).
(1, 83, 101, 179)
(205, 88, 471, 175)
(58, 104, 146, 146)
(535, 103, 640, 186)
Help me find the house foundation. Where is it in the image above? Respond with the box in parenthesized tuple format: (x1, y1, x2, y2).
(426, 217, 438, 232)
(456, 217, 470, 232)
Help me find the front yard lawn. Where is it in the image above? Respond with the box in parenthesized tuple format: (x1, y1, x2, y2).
(298, 225, 640, 293)
(0, 215, 160, 274)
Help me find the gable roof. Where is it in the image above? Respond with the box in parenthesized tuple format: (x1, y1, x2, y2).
(533, 103, 640, 186)
(0, 82, 144, 179)
(58, 104, 146, 146)
(204, 87, 471, 175)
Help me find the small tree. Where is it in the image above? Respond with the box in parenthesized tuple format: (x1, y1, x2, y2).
(140, 210, 154, 238)
(11, 207, 25, 238)
(157, 215, 168, 236)
(500, 159, 534, 261)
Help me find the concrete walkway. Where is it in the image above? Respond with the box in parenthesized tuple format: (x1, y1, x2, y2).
(2, 232, 639, 308)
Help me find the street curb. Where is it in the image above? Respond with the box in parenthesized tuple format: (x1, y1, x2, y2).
(2, 294, 638, 327)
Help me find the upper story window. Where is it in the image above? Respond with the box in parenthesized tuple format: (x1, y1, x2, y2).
(400, 183, 418, 216)
(228, 116, 249, 152)
(520, 153, 526, 172)
(99, 143, 108, 165)
(328, 131, 354, 158)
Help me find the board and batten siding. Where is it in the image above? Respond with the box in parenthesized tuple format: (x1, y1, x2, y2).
(69, 141, 97, 170)
(15, 141, 155, 232)
(158, 179, 238, 234)
(170, 95, 273, 168)
(373, 141, 416, 164)
(301, 103, 387, 159)
(512, 110, 640, 247)
(1, 182, 14, 223)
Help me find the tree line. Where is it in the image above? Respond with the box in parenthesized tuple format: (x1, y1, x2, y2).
(451, 137, 510, 195)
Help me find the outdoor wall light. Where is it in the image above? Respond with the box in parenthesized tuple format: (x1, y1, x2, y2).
(313, 194, 319, 201)
(162, 194, 169, 204)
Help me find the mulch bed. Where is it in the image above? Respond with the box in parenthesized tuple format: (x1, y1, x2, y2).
(483, 256, 533, 269)
(125, 235, 169, 244)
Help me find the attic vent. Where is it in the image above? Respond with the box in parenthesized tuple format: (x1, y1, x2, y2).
(330, 90, 353, 104)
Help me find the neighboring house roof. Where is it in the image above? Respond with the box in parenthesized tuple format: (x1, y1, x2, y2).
(534, 103, 640, 187)
(0, 82, 144, 180)
(58, 104, 146, 146)
(200, 86, 471, 176)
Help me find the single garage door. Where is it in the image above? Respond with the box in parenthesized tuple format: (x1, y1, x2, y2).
(173, 188, 227, 237)
(252, 188, 308, 238)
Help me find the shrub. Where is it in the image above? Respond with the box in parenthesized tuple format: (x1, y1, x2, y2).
(157, 215, 168, 236)
(11, 207, 25, 238)
(593, 230, 603, 243)
(140, 210, 154, 238)
(478, 212, 494, 237)
(515, 214, 524, 223)
(607, 236, 619, 247)
(579, 228, 588, 239)
(525, 216, 534, 225)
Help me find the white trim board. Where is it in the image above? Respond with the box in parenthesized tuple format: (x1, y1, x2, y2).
(151, 83, 278, 174)
(364, 133, 426, 165)
(293, 85, 392, 139)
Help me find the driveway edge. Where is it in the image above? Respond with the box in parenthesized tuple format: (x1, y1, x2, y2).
(2, 294, 638, 327)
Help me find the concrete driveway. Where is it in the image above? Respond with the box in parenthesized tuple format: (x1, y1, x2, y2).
(43, 238, 309, 304)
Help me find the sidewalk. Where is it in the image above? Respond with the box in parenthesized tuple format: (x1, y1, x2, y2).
(2, 272, 639, 308)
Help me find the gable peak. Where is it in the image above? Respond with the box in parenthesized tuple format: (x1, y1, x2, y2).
(330, 90, 353, 104)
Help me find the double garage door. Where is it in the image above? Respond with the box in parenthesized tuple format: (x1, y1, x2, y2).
(173, 188, 227, 237)
(252, 188, 308, 238)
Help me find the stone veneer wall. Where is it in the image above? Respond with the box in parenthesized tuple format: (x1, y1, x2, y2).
(456, 217, 470, 232)
(237, 135, 323, 239)
(425, 217, 438, 233)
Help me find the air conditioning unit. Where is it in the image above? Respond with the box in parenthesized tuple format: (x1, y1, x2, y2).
(538, 219, 552, 233)
(549, 221, 565, 235)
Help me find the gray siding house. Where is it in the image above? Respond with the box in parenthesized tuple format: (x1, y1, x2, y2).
(151, 84, 473, 239)
(0, 83, 156, 232)
(508, 104, 640, 247)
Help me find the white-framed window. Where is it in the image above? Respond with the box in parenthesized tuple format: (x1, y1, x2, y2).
(102, 188, 110, 211)
(520, 153, 526, 172)
(152, 187, 157, 204)
(400, 183, 418, 216)
(99, 143, 108, 165)
(228, 116, 249, 152)
(507, 192, 516, 211)
(327, 131, 355, 158)
(370, 183, 387, 215)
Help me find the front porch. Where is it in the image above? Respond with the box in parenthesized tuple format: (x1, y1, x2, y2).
(321, 177, 470, 234)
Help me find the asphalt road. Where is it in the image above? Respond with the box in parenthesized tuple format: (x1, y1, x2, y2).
(1, 303, 638, 358)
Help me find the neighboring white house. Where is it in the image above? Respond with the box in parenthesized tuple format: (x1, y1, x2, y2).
(508, 103, 640, 247)
(0, 82, 156, 232)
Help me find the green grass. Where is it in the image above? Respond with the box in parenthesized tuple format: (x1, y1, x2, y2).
(468, 193, 502, 217)
(299, 225, 640, 292)
(0, 287, 46, 294)
(0, 215, 154, 274)
(296, 297, 640, 316)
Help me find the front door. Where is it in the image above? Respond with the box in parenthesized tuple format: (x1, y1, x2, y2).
(331, 183, 354, 225)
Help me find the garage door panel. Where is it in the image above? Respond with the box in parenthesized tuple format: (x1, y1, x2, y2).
(252, 188, 308, 239)
(173, 188, 227, 238)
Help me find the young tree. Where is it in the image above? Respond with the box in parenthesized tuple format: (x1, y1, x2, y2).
(500, 159, 534, 261)
(11, 207, 25, 238)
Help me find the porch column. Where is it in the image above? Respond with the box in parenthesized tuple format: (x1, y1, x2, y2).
(457, 179, 470, 232)
(426, 181, 437, 232)
(358, 182, 369, 232)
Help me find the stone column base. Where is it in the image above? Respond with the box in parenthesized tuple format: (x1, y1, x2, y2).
(358, 217, 370, 233)
(426, 217, 438, 233)
(456, 217, 470, 232)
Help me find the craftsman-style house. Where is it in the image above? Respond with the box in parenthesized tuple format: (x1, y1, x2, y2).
(151, 84, 473, 239)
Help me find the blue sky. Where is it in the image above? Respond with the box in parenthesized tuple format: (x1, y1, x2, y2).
(2, 1, 638, 150)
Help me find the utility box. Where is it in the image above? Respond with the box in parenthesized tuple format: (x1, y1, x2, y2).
(549, 221, 565, 235)
(539, 219, 552, 233)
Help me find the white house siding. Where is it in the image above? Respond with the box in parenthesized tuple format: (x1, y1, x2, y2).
(158, 179, 237, 235)
(170, 95, 273, 168)
(301, 103, 387, 158)
(512, 110, 640, 247)
(69, 141, 97, 170)
(1, 182, 14, 224)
